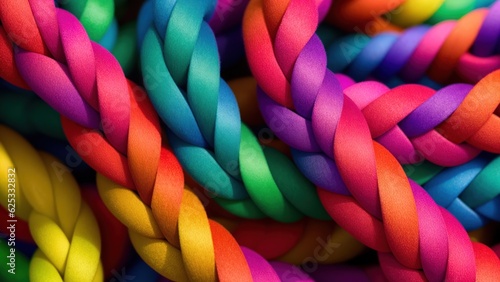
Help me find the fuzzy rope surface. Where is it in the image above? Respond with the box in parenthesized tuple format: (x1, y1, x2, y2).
(0, 125, 103, 281)
(326, 0, 496, 33)
(327, 1, 500, 85)
(0, 0, 363, 280)
(243, 0, 500, 280)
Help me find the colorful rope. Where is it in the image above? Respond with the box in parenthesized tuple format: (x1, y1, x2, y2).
(0, 125, 103, 281)
(59, 0, 138, 73)
(221, 76, 500, 234)
(407, 154, 500, 231)
(81, 185, 131, 279)
(326, 78, 498, 168)
(327, 0, 500, 85)
(0, 182, 130, 279)
(246, 2, 500, 168)
(0, 0, 363, 280)
(58, 0, 115, 43)
(218, 75, 500, 236)
(243, 0, 500, 280)
(138, 0, 335, 222)
(326, 0, 496, 33)
(4, 0, 500, 280)
(137, 0, 249, 70)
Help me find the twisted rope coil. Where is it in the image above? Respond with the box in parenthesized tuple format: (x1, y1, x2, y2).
(59, 0, 139, 72)
(0, 238, 30, 281)
(246, 2, 500, 171)
(220, 75, 500, 234)
(1, 0, 249, 278)
(0, 0, 244, 142)
(0, 183, 130, 279)
(326, 0, 496, 33)
(0, 0, 500, 280)
(139, 0, 338, 222)
(403, 155, 500, 231)
(0, 125, 103, 281)
(137, 0, 249, 70)
(324, 76, 500, 167)
(243, 0, 500, 280)
(0, 0, 363, 280)
(327, 0, 500, 85)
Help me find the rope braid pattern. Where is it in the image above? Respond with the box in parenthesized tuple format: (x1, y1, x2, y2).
(311, 73, 500, 168)
(58, 0, 114, 43)
(406, 155, 500, 231)
(249, 4, 500, 170)
(0, 90, 65, 139)
(0, 0, 362, 280)
(222, 76, 500, 235)
(327, 0, 500, 85)
(59, 0, 138, 68)
(0, 125, 103, 281)
(194, 74, 500, 248)
(244, 0, 500, 280)
(1, 180, 130, 279)
(139, 0, 334, 222)
(326, 0, 496, 33)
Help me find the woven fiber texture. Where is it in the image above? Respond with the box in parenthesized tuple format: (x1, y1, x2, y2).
(243, 0, 500, 280)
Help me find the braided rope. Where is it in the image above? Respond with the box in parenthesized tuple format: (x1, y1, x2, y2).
(58, 0, 114, 42)
(406, 154, 500, 231)
(0, 181, 129, 279)
(137, 0, 250, 70)
(2, 0, 500, 280)
(0, 0, 134, 91)
(0, 0, 246, 141)
(138, 0, 337, 222)
(332, 78, 498, 167)
(326, 0, 496, 33)
(1, 1, 247, 279)
(0, 90, 65, 139)
(0, 238, 29, 281)
(58, 0, 139, 69)
(243, 0, 500, 280)
(0, 125, 103, 281)
(0, 0, 364, 280)
(247, 4, 500, 170)
(225, 75, 500, 235)
(327, 0, 500, 85)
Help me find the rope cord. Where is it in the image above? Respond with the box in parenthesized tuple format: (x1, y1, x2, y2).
(243, 0, 500, 280)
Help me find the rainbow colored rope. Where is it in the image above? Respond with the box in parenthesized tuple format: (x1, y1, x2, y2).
(243, 0, 500, 280)
(3, 0, 500, 280)
(0, 0, 363, 280)
(327, 0, 500, 85)
(0, 125, 103, 281)
(326, 0, 496, 33)
(138, 0, 336, 222)
(417, 154, 500, 230)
